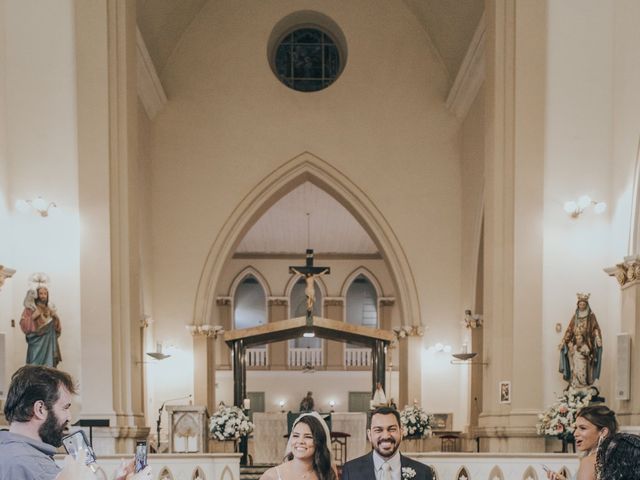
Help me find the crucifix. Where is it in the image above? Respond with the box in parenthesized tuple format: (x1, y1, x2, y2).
(289, 249, 330, 320)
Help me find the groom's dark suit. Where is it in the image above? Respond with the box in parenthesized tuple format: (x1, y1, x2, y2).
(341, 451, 434, 480)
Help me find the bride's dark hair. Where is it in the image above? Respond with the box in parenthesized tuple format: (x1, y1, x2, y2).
(285, 415, 337, 480)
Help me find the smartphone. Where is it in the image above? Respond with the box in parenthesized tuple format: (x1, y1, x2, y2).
(62, 430, 97, 466)
(134, 440, 148, 473)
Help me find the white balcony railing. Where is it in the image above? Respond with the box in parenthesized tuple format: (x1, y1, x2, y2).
(288, 347, 323, 367)
(344, 348, 371, 367)
(246, 348, 267, 367)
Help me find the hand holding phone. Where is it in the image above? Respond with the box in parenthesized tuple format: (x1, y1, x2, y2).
(542, 465, 565, 480)
(134, 441, 148, 473)
(62, 430, 97, 466)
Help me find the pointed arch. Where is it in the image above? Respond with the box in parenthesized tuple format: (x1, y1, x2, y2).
(340, 266, 383, 298)
(158, 467, 174, 480)
(522, 465, 538, 480)
(489, 465, 504, 480)
(456, 466, 470, 480)
(193, 152, 421, 328)
(220, 465, 234, 480)
(228, 266, 272, 297)
(192, 466, 206, 479)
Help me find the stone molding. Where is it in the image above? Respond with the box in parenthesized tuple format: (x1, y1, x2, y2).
(216, 297, 232, 306)
(604, 255, 640, 289)
(136, 28, 167, 120)
(324, 297, 344, 307)
(268, 297, 288, 306)
(379, 297, 395, 307)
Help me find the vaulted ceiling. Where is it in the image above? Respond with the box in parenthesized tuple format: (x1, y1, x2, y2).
(135, 1, 484, 255)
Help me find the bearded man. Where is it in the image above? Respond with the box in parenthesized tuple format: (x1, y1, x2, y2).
(20, 286, 62, 367)
(341, 406, 433, 480)
(0, 365, 150, 479)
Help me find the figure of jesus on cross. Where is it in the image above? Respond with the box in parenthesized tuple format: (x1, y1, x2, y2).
(289, 249, 330, 319)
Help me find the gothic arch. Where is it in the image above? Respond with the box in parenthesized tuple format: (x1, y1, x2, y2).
(522, 466, 538, 480)
(488, 465, 504, 480)
(228, 266, 272, 298)
(193, 152, 421, 328)
(220, 465, 235, 480)
(340, 266, 384, 298)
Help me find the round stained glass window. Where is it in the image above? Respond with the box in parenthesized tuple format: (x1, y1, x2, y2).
(274, 27, 341, 92)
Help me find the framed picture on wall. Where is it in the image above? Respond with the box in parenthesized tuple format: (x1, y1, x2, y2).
(431, 413, 453, 431)
(499, 380, 511, 404)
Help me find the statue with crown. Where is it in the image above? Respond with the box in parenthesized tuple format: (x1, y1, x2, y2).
(559, 293, 604, 399)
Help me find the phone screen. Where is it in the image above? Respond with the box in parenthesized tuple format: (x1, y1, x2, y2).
(62, 430, 97, 466)
(134, 441, 148, 473)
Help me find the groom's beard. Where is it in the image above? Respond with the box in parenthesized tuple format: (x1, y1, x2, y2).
(373, 436, 400, 458)
(39, 410, 67, 447)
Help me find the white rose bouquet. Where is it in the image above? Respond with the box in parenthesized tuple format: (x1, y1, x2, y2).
(400, 404, 434, 439)
(209, 405, 254, 441)
(536, 387, 592, 439)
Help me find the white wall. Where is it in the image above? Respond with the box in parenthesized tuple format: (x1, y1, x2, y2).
(2, 0, 82, 409)
(147, 0, 464, 427)
(543, 1, 620, 404)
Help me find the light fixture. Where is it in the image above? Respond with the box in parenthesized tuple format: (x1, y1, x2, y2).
(15, 196, 57, 217)
(429, 343, 452, 353)
(329, 400, 335, 412)
(146, 342, 171, 360)
(186, 324, 225, 339)
(563, 195, 606, 218)
(279, 400, 286, 413)
(450, 351, 488, 365)
(303, 332, 315, 338)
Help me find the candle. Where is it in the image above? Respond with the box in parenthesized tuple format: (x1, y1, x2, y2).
(243, 398, 250, 410)
(462, 343, 468, 353)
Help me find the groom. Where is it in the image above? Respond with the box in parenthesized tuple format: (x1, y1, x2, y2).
(341, 406, 433, 480)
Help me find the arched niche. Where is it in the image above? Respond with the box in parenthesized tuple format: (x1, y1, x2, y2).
(220, 465, 234, 480)
(192, 466, 205, 479)
(193, 152, 421, 330)
(456, 466, 470, 480)
(158, 467, 174, 480)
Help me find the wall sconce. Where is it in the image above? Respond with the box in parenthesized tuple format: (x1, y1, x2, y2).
(279, 400, 286, 413)
(15, 197, 57, 217)
(329, 400, 335, 412)
(563, 195, 606, 218)
(146, 342, 171, 360)
(186, 324, 225, 339)
(427, 343, 452, 353)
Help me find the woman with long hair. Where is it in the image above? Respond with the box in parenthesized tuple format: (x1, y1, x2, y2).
(546, 405, 618, 480)
(260, 412, 337, 480)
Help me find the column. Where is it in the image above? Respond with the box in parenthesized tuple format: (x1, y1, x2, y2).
(268, 297, 288, 369)
(477, 0, 546, 452)
(605, 258, 640, 425)
(397, 327, 424, 409)
(324, 297, 344, 369)
(215, 297, 232, 369)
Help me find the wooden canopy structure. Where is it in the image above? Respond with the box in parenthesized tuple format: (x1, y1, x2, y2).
(224, 316, 395, 407)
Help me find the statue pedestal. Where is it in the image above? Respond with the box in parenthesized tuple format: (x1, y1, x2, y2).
(166, 405, 209, 453)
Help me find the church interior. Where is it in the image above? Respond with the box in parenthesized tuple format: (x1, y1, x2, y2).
(2, 0, 640, 478)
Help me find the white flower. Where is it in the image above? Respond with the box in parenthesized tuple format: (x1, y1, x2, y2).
(400, 405, 433, 439)
(536, 388, 592, 438)
(209, 405, 254, 440)
(402, 467, 416, 479)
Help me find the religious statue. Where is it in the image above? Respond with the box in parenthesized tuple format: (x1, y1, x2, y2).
(19, 273, 62, 368)
(372, 382, 387, 407)
(299, 391, 315, 412)
(559, 293, 602, 389)
(289, 249, 330, 316)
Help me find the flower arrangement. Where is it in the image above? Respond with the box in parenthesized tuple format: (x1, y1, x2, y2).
(536, 387, 593, 439)
(400, 404, 434, 439)
(209, 405, 254, 441)
(402, 467, 417, 479)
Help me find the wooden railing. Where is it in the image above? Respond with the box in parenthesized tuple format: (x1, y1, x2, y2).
(246, 348, 267, 367)
(344, 347, 371, 366)
(288, 347, 322, 367)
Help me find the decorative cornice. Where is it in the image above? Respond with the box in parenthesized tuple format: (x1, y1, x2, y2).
(393, 325, 424, 339)
(324, 297, 344, 307)
(268, 297, 288, 306)
(216, 297, 232, 306)
(379, 297, 395, 307)
(445, 11, 485, 120)
(136, 27, 167, 120)
(0, 266, 16, 291)
(604, 255, 640, 289)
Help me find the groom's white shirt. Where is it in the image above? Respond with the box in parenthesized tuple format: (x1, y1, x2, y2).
(372, 450, 401, 480)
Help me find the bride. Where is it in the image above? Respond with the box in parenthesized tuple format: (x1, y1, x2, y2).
(260, 412, 337, 480)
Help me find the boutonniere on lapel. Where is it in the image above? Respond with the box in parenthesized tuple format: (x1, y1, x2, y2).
(401, 467, 417, 479)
